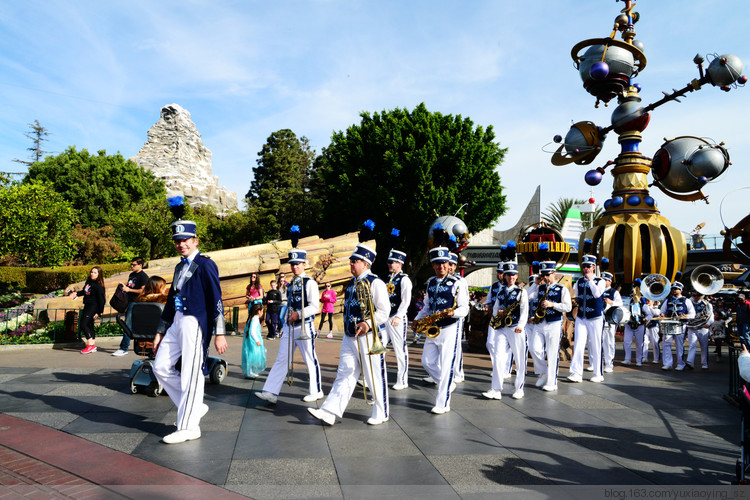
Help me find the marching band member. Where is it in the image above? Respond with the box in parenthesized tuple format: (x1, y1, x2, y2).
(600, 259, 622, 373)
(567, 240, 607, 383)
(642, 298, 661, 364)
(256, 227, 323, 405)
(622, 288, 649, 367)
(384, 229, 412, 391)
(413, 246, 469, 414)
(153, 218, 227, 444)
(309, 221, 390, 426)
(685, 290, 714, 370)
(448, 246, 467, 384)
(660, 278, 695, 371)
(526, 261, 544, 383)
(527, 253, 571, 391)
(483, 255, 513, 380)
(483, 241, 529, 400)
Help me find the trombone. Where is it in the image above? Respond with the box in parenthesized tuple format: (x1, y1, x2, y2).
(286, 275, 311, 386)
(354, 279, 387, 405)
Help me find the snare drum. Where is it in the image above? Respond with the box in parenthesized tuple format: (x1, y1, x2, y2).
(660, 319, 684, 337)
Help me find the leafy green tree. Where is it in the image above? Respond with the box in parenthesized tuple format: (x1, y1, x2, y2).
(314, 103, 507, 274)
(0, 183, 78, 266)
(246, 129, 320, 241)
(109, 197, 173, 261)
(24, 147, 166, 227)
(13, 120, 50, 166)
(542, 197, 604, 231)
(71, 225, 123, 264)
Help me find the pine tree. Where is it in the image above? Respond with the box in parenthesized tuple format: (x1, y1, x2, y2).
(13, 120, 50, 166)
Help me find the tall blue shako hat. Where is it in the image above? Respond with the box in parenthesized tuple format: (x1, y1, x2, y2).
(538, 242, 557, 274)
(351, 219, 377, 265)
(429, 222, 451, 263)
(387, 228, 406, 263)
(581, 238, 597, 267)
(600, 257, 613, 282)
(503, 241, 518, 275)
(288, 225, 307, 264)
(167, 195, 197, 240)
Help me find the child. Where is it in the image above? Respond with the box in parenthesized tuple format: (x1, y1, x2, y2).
(242, 303, 267, 378)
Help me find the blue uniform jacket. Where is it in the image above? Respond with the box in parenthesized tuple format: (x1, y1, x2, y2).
(158, 253, 225, 374)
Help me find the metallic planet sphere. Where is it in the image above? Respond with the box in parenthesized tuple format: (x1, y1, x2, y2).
(553, 134, 562, 143)
(585, 169, 603, 186)
(651, 136, 730, 194)
(707, 54, 745, 86)
(632, 39, 645, 52)
(611, 100, 647, 132)
(578, 44, 636, 83)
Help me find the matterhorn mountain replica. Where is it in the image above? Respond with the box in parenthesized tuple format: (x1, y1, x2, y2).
(131, 103, 238, 216)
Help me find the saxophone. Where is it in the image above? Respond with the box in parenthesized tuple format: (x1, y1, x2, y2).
(530, 283, 551, 324)
(414, 279, 457, 338)
(490, 297, 521, 328)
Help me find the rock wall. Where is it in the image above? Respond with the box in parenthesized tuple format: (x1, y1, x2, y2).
(131, 103, 238, 216)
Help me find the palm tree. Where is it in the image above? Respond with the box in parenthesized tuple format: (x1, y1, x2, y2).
(542, 198, 603, 231)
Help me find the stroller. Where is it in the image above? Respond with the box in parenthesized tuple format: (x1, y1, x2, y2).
(117, 303, 228, 397)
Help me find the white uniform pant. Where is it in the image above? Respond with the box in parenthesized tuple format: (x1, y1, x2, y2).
(321, 332, 389, 421)
(644, 325, 660, 363)
(687, 327, 710, 367)
(384, 317, 408, 387)
(453, 318, 465, 382)
(602, 322, 617, 370)
(153, 313, 205, 431)
(526, 322, 546, 375)
(623, 324, 645, 363)
(537, 321, 562, 387)
(422, 321, 461, 411)
(570, 316, 604, 378)
(262, 321, 322, 396)
(486, 324, 526, 393)
(662, 330, 686, 369)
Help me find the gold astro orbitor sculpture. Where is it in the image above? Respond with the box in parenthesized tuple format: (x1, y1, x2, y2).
(550, 0, 745, 288)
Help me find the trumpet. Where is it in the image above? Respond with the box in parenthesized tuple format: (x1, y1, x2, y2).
(354, 279, 387, 405)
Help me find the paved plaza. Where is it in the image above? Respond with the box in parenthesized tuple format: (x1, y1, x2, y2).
(0, 333, 744, 499)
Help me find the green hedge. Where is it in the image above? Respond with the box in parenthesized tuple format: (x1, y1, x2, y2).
(0, 264, 129, 293)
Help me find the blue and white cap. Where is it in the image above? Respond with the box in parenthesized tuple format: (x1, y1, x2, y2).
(388, 249, 406, 263)
(672, 281, 684, 290)
(601, 271, 614, 281)
(171, 220, 197, 240)
(429, 247, 451, 263)
(540, 261, 557, 274)
(496, 261, 505, 272)
(581, 238, 597, 267)
(288, 225, 306, 264)
(351, 244, 376, 265)
(288, 249, 307, 264)
(448, 252, 458, 265)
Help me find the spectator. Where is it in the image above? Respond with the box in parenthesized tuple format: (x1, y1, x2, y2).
(66, 266, 106, 354)
(319, 282, 337, 338)
(737, 293, 750, 348)
(113, 257, 149, 356)
(242, 303, 267, 379)
(136, 276, 169, 304)
(277, 272, 289, 329)
(246, 273, 265, 306)
(265, 280, 282, 339)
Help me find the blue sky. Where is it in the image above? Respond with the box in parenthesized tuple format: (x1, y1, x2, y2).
(1, 1, 748, 241)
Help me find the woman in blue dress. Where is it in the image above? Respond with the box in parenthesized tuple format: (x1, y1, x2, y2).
(242, 303, 267, 378)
